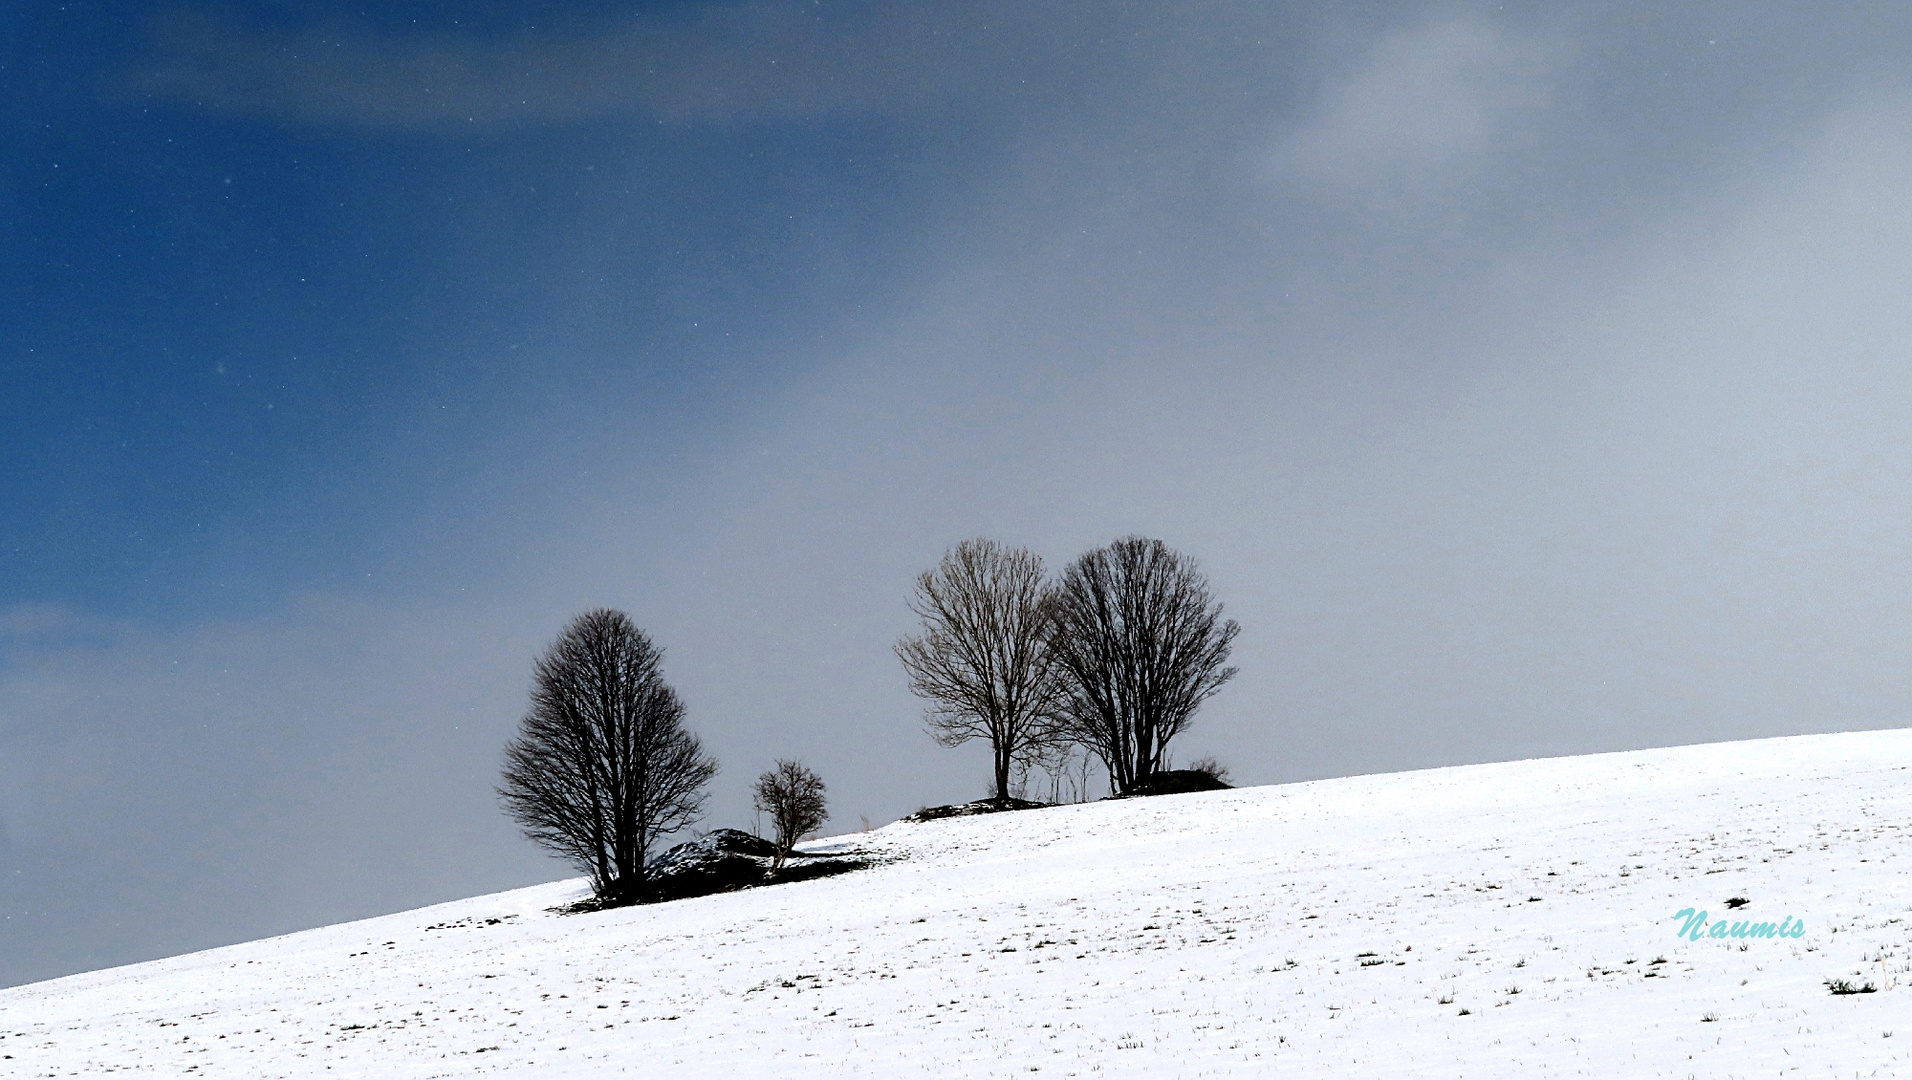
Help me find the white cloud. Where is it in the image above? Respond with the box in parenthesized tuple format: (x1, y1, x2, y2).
(1276, 19, 1559, 192)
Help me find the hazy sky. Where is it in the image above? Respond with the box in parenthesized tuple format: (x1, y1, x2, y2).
(6, 0, 1912, 988)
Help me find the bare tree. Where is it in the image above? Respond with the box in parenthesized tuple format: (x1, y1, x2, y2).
(751, 760, 828, 869)
(498, 609, 718, 905)
(1048, 537, 1239, 795)
(895, 539, 1065, 803)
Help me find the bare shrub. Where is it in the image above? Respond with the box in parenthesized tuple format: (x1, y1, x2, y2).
(1186, 756, 1231, 784)
(752, 760, 828, 869)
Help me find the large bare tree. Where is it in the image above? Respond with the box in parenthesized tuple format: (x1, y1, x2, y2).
(896, 539, 1064, 803)
(1048, 537, 1239, 795)
(499, 609, 718, 905)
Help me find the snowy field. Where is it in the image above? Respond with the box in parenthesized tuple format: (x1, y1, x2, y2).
(4, 729, 1910, 1078)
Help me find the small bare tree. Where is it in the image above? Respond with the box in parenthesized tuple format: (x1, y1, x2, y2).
(1027, 741, 1100, 804)
(499, 609, 718, 905)
(1048, 537, 1239, 795)
(895, 539, 1065, 803)
(751, 760, 828, 869)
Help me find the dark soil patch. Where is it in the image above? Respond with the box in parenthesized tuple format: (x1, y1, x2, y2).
(555, 829, 880, 913)
(901, 797, 1052, 823)
(1119, 770, 1234, 797)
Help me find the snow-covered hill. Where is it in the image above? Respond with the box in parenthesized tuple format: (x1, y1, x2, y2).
(5, 730, 1910, 1078)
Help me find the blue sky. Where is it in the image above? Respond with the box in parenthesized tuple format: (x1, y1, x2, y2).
(5, 0, 966, 622)
(8, 0, 1912, 988)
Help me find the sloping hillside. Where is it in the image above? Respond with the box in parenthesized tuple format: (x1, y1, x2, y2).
(4, 730, 1910, 1078)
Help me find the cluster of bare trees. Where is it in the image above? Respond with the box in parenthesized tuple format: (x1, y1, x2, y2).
(498, 609, 828, 906)
(897, 536, 1239, 801)
(496, 534, 1234, 905)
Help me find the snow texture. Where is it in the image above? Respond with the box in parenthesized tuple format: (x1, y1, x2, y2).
(4, 729, 1910, 1077)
